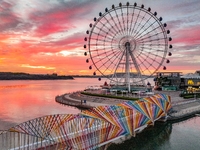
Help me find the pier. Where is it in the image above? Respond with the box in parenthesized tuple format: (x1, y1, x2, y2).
(0, 93, 171, 150)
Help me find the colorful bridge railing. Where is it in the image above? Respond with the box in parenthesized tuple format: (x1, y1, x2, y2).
(0, 94, 171, 150)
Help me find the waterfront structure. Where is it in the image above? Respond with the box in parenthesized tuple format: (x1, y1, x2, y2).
(181, 70, 200, 92)
(153, 71, 200, 93)
(0, 94, 171, 150)
(154, 72, 183, 91)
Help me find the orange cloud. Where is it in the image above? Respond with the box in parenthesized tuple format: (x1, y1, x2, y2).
(0, 0, 200, 75)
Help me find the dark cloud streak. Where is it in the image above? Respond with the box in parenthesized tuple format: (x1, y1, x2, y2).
(29, 0, 96, 37)
(0, 1, 22, 32)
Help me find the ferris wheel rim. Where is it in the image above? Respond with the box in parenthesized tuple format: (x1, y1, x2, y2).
(85, 2, 172, 84)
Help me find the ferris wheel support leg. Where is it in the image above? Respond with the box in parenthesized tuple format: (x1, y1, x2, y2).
(125, 42, 131, 92)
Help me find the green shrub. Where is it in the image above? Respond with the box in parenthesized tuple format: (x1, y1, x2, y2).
(81, 92, 138, 101)
(183, 95, 194, 99)
(182, 93, 200, 99)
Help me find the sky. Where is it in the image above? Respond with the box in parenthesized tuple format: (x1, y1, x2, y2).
(0, 0, 200, 75)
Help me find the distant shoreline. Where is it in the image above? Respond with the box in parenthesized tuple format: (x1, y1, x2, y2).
(0, 78, 74, 80)
(0, 72, 74, 80)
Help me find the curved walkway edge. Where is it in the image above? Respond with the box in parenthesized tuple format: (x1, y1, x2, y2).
(55, 93, 110, 109)
(167, 100, 200, 121)
(55, 91, 200, 121)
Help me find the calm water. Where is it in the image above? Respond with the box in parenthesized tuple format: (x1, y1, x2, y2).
(0, 78, 107, 129)
(0, 78, 200, 149)
(108, 117, 200, 150)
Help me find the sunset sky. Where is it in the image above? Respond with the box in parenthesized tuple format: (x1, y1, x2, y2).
(0, 0, 199, 75)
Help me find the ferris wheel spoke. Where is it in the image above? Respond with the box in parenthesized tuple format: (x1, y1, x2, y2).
(95, 24, 117, 39)
(141, 43, 166, 47)
(95, 48, 122, 62)
(130, 8, 142, 36)
(89, 46, 112, 51)
(140, 46, 166, 53)
(140, 42, 166, 48)
(125, 5, 129, 36)
(91, 31, 114, 42)
(89, 43, 117, 47)
(94, 23, 117, 39)
(90, 47, 121, 60)
(138, 48, 164, 60)
(136, 25, 164, 41)
(136, 52, 158, 70)
(107, 10, 124, 37)
(135, 54, 158, 75)
(119, 6, 124, 32)
(90, 38, 114, 45)
(113, 7, 126, 35)
(120, 5, 127, 34)
(133, 11, 149, 39)
(133, 14, 155, 39)
(138, 38, 166, 45)
(94, 50, 123, 74)
(142, 46, 166, 52)
(137, 34, 166, 44)
(134, 57, 153, 75)
(128, 6, 136, 36)
(139, 29, 166, 42)
(136, 49, 164, 67)
(89, 46, 120, 54)
(90, 38, 108, 43)
(102, 13, 120, 35)
(101, 51, 124, 75)
(134, 19, 159, 39)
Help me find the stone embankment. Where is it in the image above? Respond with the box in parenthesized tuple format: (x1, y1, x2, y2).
(167, 100, 200, 121)
(155, 91, 200, 121)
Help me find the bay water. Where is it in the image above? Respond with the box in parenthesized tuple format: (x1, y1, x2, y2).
(0, 78, 200, 149)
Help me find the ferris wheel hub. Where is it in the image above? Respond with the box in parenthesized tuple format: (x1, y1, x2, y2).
(125, 42, 130, 47)
(118, 36, 137, 51)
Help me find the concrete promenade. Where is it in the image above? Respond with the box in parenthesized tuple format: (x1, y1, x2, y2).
(56, 90, 200, 121)
(56, 90, 127, 108)
(154, 91, 200, 120)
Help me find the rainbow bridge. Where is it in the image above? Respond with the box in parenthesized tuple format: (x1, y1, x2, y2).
(0, 94, 171, 150)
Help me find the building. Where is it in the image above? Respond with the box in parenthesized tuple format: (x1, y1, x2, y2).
(181, 70, 200, 92)
(154, 72, 183, 91)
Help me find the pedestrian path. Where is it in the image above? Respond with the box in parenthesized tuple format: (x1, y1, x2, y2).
(56, 90, 200, 121)
(168, 99, 200, 120)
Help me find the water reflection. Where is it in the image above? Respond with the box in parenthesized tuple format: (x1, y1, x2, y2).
(0, 78, 108, 130)
(0, 80, 85, 129)
(107, 122, 172, 150)
(1, 78, 200, 149)
(108, 116, 200, 150)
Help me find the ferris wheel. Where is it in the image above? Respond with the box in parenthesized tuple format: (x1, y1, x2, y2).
(84, 2, 172, 92)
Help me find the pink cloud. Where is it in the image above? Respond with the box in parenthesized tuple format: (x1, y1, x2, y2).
(172, 25, 200, 45)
